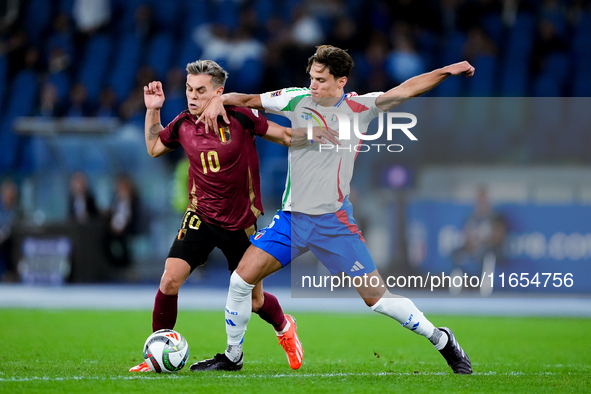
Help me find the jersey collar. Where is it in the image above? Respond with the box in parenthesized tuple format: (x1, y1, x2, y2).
(334, 93, 346, 107)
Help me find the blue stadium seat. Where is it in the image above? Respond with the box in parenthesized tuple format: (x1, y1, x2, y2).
(502, 44, 533, 95)
(59, 0, 75, 16)
(0, 118, 19, 170)
(177, 38, 203, 69)
(47, 71, 71, 104)
(533, 74, 562, 97)
(112, 0, 144, 34)
(500, 14, 536, 97)
(183, 0, 209, 37)
(573, 12, 591, 49)
(467, 55, 497, 96)
(6, 70, 38, 118)
(24, 0, 53, 46)
(234, 58, 264, 92)
(572, 74, 591, 97)
(108, 33, 142, 102)
(215, 0, 240, 29)
(26, 136, 53, 171)
(416, 30, 438, 71)
(146, 32, 175, 80)
(77, 34, 113, 105)
(351, 54, 370, 83)
(254, 0, 274, 25)
(572, 13, 591, 88)
(431, 32, 466, 96)
(544, 53, 570, 84)
(161, 94, 186, 126)
(506, 13, 536, 58)
(283, 0, 302, 20)
(148, 0, 181, 31)
(433, 73, 462, 97)
(500, 66, 528, 97)
(530, 52, 569, 97)
(442, 32, 466, 65)
(1, 70, 39, 170)
(0, 54, 6, 114)
(481, 14, 504, 45)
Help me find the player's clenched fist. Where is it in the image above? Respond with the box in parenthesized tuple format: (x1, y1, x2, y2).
(445, 61, 475, 78)
(144, 81, 165, 110)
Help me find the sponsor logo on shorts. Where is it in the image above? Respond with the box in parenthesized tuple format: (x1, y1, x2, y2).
(350, 261, 365, 272)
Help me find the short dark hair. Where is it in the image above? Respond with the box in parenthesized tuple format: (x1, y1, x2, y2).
(306, 45, 354, 78)
(186, 60, 229, 88)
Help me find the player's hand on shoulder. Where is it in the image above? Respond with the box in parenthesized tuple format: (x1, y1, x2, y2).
(198, 95, 229, 134)
(446, 61, 475, 78)
(144, 81, 165, 109)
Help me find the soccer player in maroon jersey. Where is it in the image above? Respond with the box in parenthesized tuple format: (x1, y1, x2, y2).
(129, 60, 300, 372)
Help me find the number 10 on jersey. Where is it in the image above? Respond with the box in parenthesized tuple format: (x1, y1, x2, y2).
(200, 151, 220, 173)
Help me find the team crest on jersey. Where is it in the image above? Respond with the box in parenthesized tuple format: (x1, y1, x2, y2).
(218, 125, 231, 144)
(271, 90, 282, 98)
(254, 230, 265, 240)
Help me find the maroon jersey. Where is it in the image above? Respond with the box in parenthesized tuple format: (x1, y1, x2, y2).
(159, 106, 269, 231)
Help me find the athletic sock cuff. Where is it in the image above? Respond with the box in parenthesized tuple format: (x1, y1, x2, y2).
(370, 292, 390, 312)
(229, 271, 255, 298)
(156, 289, 178, 301)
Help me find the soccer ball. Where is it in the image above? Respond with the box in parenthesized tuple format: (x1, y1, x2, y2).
(143, 329, 190, 373)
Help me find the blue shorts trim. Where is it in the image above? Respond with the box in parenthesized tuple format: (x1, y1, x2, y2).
(250, 198, 376, 276)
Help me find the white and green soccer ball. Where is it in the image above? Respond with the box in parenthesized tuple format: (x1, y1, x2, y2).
(143, 329, 189, 373)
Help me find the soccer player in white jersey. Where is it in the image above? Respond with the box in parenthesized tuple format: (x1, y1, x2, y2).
(191, 45, 475, 374)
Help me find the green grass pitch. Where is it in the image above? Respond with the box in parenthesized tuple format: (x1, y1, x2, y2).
(1, 309, 589, 393)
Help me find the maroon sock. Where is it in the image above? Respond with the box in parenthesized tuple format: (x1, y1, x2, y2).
(255, 291, 287, 332)
(152, 289, 178, 332)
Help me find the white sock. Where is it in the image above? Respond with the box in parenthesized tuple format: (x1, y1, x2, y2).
(429, 327, 449, 350)
(225, 271, 254, 362)
(371, 292, 436, 338)
(225, 344, 243, 362)
(275, 319, 291, 336)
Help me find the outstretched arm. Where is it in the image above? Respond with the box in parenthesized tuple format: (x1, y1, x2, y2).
(223, 93, 264, 110)
(375, 61, 475, 112)
(198, 94, 263, 133)
(144, 81, 173, 157)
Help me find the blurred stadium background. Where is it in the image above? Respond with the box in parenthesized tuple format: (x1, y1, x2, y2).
(0, 0, 590, 295)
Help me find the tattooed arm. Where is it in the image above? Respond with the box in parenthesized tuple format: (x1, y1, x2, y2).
(144, 81, 173, 157)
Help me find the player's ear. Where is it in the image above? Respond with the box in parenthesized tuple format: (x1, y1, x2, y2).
(338, 76, 347, 88)
(215, 86, 224, 96)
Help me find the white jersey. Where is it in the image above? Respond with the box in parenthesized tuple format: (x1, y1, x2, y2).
(260, 87, 384, 215)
